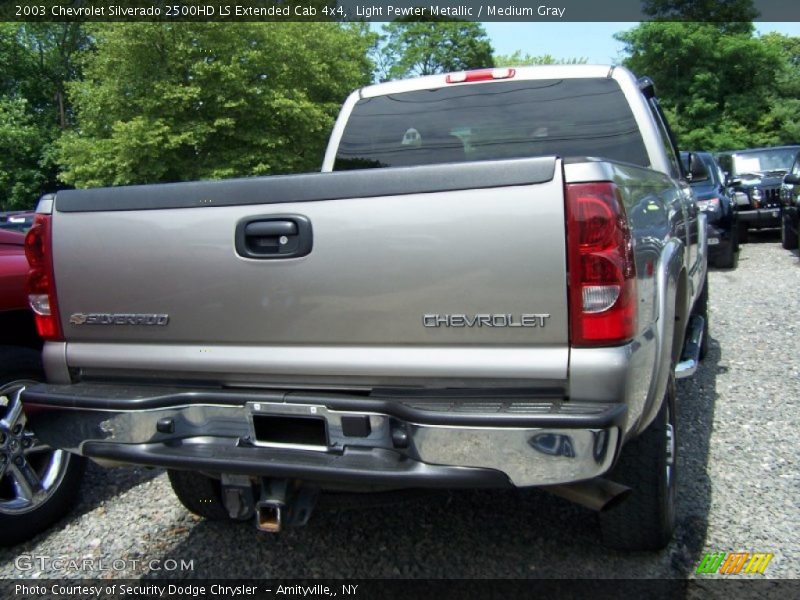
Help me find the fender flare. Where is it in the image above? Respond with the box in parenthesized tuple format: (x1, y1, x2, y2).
(634, 237, 685, 436)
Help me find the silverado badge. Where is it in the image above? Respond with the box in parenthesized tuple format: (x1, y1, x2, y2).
(69, 313, 170, 326)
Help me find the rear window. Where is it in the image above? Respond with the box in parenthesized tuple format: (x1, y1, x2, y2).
(334, 78, 648, 170)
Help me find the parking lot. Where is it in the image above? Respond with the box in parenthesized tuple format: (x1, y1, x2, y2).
(1, 232, 798, 580)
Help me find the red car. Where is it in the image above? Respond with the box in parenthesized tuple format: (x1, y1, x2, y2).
(0, 230, 28, 311)
(0, 227, 83, 546)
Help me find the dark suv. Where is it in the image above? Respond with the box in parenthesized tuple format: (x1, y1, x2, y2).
(717, 145, 800, 242)
(681, 151, 738, 268)
(780, 150, 800, 251)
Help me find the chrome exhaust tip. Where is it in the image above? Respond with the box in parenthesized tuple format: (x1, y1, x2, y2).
(544, 478, 631, 512)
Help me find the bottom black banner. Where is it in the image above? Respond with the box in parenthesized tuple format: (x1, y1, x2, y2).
(1, 579, 797, 600)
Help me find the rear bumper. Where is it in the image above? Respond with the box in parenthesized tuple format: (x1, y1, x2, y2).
(22, 383, 624, 489)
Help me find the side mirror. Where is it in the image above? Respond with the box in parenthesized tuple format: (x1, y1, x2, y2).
(784, 173, 800, 185)
(686, 153, 709, 183)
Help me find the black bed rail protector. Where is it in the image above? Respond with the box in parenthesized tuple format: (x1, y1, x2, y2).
(54, 157, 557, 213)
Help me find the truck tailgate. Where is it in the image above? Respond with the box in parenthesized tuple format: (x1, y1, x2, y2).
(51, 158, 569, 386)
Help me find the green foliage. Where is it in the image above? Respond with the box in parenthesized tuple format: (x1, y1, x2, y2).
(58, 23, 375, 188)
(11, 23, 89, 127)
(642, 0, 757, 34)
(760, 33, 800, 144)
(494, 51, 587, 66)
(0, 97, 48, 210)
(616, 22, 798, 151)
(377, 21, 493, 81)
(0, 23, 89, 210)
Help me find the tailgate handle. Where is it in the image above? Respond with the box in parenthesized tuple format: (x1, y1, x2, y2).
(245, 220, 297, 239)
(235, 215, 313, 259)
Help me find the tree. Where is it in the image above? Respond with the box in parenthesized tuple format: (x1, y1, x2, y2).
(494, 51, 587, 66)
(616, 22, 784, 150)
(58, 23, 375, 188)
(641, 0, 757, 34)
(631, 0, 779, 148)
(0, 97, 48, 210)
(0, 23, 89, 210)
(377, 21, 493, 81)
(15, 23, 90, 130)
(760, 33, 800, 144)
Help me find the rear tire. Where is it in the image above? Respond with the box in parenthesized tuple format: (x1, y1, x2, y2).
(599, 375, 677, 551)
(713, 240, 737, 269)
(167, 470, 234, 521)
(737, 221, 749, 244)
(781, 218, 798, 250)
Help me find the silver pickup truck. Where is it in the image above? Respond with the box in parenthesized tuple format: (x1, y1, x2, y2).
(19, 65, 707, 550)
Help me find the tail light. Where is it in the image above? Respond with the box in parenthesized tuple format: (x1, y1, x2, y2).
(566, 182, 637, 346)
(446, 68, 516, 84)
(25, 213, 63, 341)
(696, 197, 721, 212)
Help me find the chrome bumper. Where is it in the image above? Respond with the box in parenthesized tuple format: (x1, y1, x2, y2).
(22, 384, 624, 488)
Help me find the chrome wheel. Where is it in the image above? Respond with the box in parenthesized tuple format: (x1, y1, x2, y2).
(0, 381, 69, 515)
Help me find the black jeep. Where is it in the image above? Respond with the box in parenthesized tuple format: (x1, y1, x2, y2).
(716, 145, 800, 242)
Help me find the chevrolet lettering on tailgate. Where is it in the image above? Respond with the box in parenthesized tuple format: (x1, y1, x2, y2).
(422, 313, 551, 327)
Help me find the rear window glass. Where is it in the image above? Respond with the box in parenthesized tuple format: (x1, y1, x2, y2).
(334, 78, 647, 170)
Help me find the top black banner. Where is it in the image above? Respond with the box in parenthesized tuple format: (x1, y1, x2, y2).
(1, 0, 798, 22)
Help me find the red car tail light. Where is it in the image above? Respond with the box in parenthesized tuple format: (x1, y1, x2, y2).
(25, 213, 63, 341)
(566, 182, 637, 346)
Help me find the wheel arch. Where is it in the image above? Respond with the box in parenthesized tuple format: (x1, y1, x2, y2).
(634, 238, 685, 437)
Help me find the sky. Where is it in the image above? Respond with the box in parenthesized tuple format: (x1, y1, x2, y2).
(482, 22, 800, 64)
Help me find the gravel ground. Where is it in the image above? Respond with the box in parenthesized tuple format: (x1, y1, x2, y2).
(1, 233, 798, 580)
